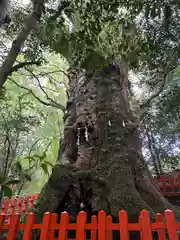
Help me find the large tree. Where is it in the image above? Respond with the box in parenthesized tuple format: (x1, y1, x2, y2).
(1, 0, 180, 239)
(32, 0, 180, 232)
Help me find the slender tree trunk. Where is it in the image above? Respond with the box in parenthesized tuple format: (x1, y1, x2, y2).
(150, 131, 164, 175)
(0, 1, 45, 89)
(31, 62, 179, 239)
(144, 124, 160, 177)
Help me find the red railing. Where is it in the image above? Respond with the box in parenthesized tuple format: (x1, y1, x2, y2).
(1, 194, 39, 218)
(1, 175, 180, 220)
(0, 209, 179, 239)
(159, 175, 180, 196)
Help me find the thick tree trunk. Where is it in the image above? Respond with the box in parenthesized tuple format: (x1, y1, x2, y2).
(31, 63, 179, 239)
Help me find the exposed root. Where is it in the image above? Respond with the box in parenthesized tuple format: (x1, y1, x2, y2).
(17, 164, 108, 239)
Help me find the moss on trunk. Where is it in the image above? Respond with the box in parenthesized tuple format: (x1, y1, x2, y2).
(30, 63, 180, 239)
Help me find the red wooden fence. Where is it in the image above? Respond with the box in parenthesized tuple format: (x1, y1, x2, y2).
(0, 209, 179, 239)
(1, 194, 39, 217)
(159, 175, 180, 196)
(5, 175, 180, 208)
(1, 175, 180, 223)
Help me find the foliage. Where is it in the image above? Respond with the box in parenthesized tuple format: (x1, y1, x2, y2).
(0, 49, 67, 195)
(141, 71, 180, 174)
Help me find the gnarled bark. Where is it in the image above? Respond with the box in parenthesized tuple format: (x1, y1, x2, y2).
(31, 62, 179, 239)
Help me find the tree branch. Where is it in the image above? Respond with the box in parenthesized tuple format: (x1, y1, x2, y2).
(0, 0, 45, 89)
(3, 135, 11, 179)
(9, 60, 41, 75)
(10, 78, 65, 112)
(24, 67, 66, 111)
(140, 79, 166, 108)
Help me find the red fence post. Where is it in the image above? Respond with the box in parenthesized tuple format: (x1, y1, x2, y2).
(4, 199, 8, 214)
(23, 212, 35, 240)
(98, 211, 106, 240)
(58, 212, 69, 240)
(23, 200, 27, 214)
(140, 210, 153, 240)
(91, 215, 97, 240)
(7, 213, 20, 240)
(119, 210, 129, 240)
(139, 216, 143, 240)
(0, 213, 5, 237)
(165, 209, 179, 240)
(155, 213, 166, 240)
(0, 207, 5, 214)
(11, 204, 16, 214)
(106, 215, 112, 240)
(170, 177, 175, 193)
(29, 199, 34, 210)
(0, 213, 5, 226)
(178, 175, 180, 188)
(17, 200, 22, 213)
(48, 213, 58, 239)
(160, 176, 166, 193)
(8, 204, 12, 214)
(76, 211, 87, 240)
(39, 212, 51, 240)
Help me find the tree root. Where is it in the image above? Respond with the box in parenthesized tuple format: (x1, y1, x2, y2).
(17, 164, 109, 240)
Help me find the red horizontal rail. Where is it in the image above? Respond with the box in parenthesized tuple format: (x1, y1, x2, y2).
(0, 210, 179, 240)
(1, 175, 180, 219)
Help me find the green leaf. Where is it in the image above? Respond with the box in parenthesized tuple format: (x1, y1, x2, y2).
(3, 186, 12, 198)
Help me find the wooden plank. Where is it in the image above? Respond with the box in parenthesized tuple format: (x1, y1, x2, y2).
(98, 211, 106, 240)
(0, 213, 5, 237)
(48, 213, 58, 239)
(106, 215, 112, 240)
(39, 212, 51, 240)
(155, 213, 166, 240)
(0, 213, 5, 226)
(165, 209, 178, 240)
(170, 177, 175, 193)
(119, 210, 129, 240)
(178, 175, 180, 187)
(140, 210, 153, 240)
(91, 215, 97, 240)
(139, 216, 143, 240)
(160, 176, 166, 193)
(58, 212, 69, 240)
(7, 213, 20, 240)
(23, 212, 35, 240)
(76, 211, 87, 240)
(29, 199, 34, 210)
